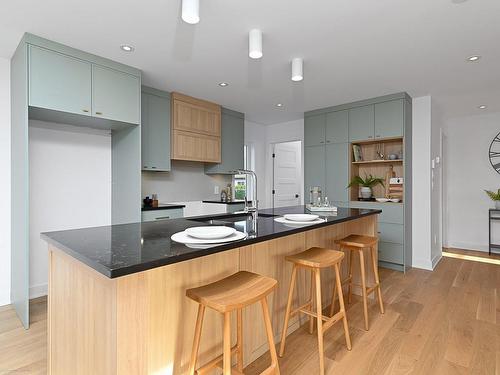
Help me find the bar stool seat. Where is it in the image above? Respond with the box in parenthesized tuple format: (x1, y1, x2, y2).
(187, 271, 280, 375)
(279, 247, 351, 375)
(285, 246, 344, 268)
(334, 234, 384, 331)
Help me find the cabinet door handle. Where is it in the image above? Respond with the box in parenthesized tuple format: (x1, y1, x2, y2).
(368, 135, 373, 139)
(326, 140, 331, 143)
(376, 135, 381, 138)
(95, 111, 103, 115)
(155, 216, 170, 220)
(82, 109, 89, 113)
(320, 141, 325, 143)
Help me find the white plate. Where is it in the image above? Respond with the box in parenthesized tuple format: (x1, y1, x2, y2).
(274, 217, 326, 226)
(283, 214, 319, 222)
(389, 198, 401, 203)
(185, 226, 236, 240)
(171, 230, 246, 244)
(375, 198, 389, 203)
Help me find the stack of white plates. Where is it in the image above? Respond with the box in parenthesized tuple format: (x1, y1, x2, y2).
(171, 226, 247, 248)
(274, 214, 326, 226)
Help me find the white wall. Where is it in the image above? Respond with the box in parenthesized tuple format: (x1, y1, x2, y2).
(29, 121, 112, 298)
(141, 161, 231, 203)
(443, 111, 500, 252)
(430, 105, 443, 266)
(244, 119, 305, 209)
(0, 58, 11, 306)
(412, 96, 433, 270)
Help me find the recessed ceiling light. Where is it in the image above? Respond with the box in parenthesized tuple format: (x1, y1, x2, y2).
(478, 105, 487, 109)
(218, 82, 229, 87)
(276, 103, 283, 108)
(467, 55, 481, 62)
(120, 44, 134, 52)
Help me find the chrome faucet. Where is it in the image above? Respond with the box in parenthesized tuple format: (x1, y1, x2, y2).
(230, 169, 258, 222)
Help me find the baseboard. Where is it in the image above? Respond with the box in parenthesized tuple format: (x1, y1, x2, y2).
(412, 257, 433, 271)
(444, 241, 489, 253)
(29, 283, 47, 299)
(431, 253, 442, 269)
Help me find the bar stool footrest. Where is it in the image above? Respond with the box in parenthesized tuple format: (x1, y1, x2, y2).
(196, 344, 239, 375)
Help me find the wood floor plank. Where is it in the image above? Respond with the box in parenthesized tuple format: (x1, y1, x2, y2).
(0, 255, 499, 375)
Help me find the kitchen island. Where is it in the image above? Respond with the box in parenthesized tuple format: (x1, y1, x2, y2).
(42, 206, 380, 375)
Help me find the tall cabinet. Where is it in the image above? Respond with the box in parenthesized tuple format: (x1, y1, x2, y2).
(304, 93, 412, 272)
(11, 33, 142, 328)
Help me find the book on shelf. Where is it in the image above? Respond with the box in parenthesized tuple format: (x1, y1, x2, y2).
(352, 144, 362, 162)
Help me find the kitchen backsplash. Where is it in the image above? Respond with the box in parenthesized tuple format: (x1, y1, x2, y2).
(141, 160, 231, 203)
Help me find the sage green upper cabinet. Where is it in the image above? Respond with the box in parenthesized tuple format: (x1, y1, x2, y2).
(325, 143, 349, 203)
(374, 99, 404, 139)
(325, 110, 348, 144)
(92, 65, 140, 125)
(205, 109, 244, 174)
(304, 145, 325, 195)
(29, 45, 92, 116)
(304, 114, 326, 146)
(141, 88, 171, 171)
(348, 105, 374, 142)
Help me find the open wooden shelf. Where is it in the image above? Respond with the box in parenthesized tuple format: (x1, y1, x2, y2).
(352, 159, 403, 165)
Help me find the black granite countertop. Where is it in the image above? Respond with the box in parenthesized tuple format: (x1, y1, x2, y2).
(202, 200, 248, 205)
(141, 204, 186, 211)
(41, 206, 381, 279)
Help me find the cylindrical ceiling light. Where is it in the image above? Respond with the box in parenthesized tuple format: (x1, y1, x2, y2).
(291, 58, 303, 81)
(182, 0, 200, 24)
(249, 29, 263, 59)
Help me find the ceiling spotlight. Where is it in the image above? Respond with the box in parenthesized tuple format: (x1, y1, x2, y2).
(218, 82, 229, 87)
(478, 105, 487, 109)
(120, 44, 134, 52)
(467, 55, 481, 62)
(249, 29, 263, 59)
(182, 0, 200, 24)
(276, 103, 283, 108)
(291, 58, 304, 82)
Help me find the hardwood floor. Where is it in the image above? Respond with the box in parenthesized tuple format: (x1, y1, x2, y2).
(0, 253, 499, 375)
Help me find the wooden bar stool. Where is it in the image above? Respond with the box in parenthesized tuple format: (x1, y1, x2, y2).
(186, 271, 280, 375)
(278, 247, 352, 375)
(334, 234, 384, 331)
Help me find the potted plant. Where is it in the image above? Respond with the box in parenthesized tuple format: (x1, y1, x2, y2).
(485, 188, 500, 209)
(348, 174, 385, 199)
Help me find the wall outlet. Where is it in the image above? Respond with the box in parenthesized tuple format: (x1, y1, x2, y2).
(214, 186, 220, 195)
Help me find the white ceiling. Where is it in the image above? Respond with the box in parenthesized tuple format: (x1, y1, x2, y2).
(1, 0, 499, 124)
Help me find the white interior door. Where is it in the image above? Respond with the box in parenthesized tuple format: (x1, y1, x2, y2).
(273, 141, 302, 208)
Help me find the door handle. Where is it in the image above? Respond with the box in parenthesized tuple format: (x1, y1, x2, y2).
(95, 111, 103, 115)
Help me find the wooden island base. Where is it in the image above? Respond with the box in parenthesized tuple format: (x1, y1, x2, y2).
(48, 215, 377, 375)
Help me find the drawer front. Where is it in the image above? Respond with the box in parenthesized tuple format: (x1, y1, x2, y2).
(378, 242, 404, 264)
(141, 208, 184, 222)
(227, 204, 246, 214)
(378, 204, 403, 224)
(378, 223, 404, 244)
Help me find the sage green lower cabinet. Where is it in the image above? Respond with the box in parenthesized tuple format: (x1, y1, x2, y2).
(348, 105, 374, 142)
(227, 203, 246, 213)
(141, 208, 184, 222)
(378, 242, 404, 264)
(205, 108, 244, 174)
(29, 45, 92, 116)
(92, 65, 140, 125)
(304, 145, 325, 200)
(325, 143, 349, 203)
(141, 88, 171, 171)
(375, 99, 404, 139)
